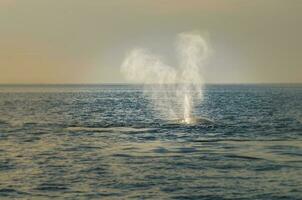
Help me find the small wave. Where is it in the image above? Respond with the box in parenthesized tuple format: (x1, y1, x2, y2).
(66, 126, 155, 133)
(35, 183, 69, 191)
(225, 154, 263, 160)
(0, 188, 29, 196)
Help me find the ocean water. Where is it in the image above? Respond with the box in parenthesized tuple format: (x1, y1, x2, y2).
(0, 84, 302, 199)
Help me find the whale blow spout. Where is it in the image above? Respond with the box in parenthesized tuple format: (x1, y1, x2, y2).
(121, 32, 211, 123)
(183, 94, 192, 124)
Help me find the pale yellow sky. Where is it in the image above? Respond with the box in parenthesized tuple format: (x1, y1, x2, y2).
(0, 0, 301, 84)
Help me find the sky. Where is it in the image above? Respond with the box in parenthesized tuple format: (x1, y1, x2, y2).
(0, 0, 301, 84)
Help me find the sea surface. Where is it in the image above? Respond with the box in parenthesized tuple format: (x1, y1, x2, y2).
(0, 84, 302, 200)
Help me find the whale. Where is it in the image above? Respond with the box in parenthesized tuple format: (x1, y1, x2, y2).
(170, 116, 214, 125)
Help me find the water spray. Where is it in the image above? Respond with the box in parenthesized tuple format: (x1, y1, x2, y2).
(121, 32, 210, 124)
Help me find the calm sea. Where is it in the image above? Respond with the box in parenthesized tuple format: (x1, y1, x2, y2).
(0, 84, 302, 199)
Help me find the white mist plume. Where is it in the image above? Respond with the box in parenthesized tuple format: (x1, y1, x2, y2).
(121, 32, 210, 123)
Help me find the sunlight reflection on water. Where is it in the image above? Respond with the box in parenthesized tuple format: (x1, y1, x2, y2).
(0, 84, 301, 199)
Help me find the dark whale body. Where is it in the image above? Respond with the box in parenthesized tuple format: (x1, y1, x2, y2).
(170, 116, 214, 125)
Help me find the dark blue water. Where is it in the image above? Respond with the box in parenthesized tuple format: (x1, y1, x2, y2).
(0, 84, 302, 199)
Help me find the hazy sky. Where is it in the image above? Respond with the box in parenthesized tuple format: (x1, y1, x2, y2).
(0, 0, 301, 84)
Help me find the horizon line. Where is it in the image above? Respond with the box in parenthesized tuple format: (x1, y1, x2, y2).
(0, 82, 301, 86)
